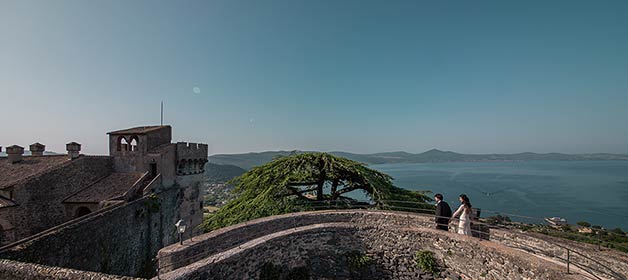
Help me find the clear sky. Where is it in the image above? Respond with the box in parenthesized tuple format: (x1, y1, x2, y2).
(1, 1, 627, 155)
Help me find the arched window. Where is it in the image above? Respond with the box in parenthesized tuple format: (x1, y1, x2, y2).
(117, 136, 129, 151)
(178, 160, 187, 175)
(129, 136, 139, 152)
(185, 160, 192, 174)
(75, 207, 92, 218)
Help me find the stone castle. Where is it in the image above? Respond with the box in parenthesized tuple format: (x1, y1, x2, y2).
(0, 125, 207, 277)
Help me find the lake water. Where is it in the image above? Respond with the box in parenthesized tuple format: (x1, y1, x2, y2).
(369, 161, 628, 230)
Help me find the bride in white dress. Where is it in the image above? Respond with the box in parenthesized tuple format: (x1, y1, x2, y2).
(451, 194, 472, 236)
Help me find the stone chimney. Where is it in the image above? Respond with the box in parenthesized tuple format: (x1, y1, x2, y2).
(6, 145, 24, 164)
(29, 142, 46, 156)
(66, 142, 81, 159)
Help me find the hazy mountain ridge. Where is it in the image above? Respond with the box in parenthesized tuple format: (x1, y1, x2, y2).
(209, 149, 628, 170)
(204, 163, 246, 183)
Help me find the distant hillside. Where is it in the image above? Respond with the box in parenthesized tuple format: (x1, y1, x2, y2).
(209, 149, 628, 170)
(208, 151, 298, 170)
(204, 163, 246, 183)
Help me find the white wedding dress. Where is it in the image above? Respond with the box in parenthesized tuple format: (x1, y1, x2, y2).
(452, 204, 472, 236)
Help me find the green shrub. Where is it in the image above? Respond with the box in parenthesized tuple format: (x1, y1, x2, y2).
(345, 251, 372, 269)
(414, 250, 438, 275)
(577, 221, 591, 228)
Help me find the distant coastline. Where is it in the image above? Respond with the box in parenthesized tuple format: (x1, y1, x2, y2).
(208, 149, 628, 170)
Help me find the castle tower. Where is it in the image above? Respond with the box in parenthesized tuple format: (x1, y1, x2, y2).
(106, 125, 207, 237)
(107, 126, 173, 181)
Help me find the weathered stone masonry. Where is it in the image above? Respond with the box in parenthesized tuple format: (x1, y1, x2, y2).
(0, 156, 112, 245)
(0, 259, 141, 280)
(157, 210, 581, 280)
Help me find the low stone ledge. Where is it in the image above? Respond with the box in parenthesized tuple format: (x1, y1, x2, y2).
(0, 259, 141, 280)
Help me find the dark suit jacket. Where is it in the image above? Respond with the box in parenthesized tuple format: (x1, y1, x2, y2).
(435, 201, 452, 227)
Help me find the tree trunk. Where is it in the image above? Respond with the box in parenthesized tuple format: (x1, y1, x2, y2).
(316, 179, 324, 200)
(316, 170, 326, 201)
(330, 179, 339, 200)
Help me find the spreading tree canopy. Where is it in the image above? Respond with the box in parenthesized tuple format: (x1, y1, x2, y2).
(202, 152, 432, 231)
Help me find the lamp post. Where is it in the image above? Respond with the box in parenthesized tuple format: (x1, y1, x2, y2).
(175, 219, 186, 245)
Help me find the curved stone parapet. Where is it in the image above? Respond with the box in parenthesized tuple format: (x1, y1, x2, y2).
(157, 210, 434, 273)
(156, 210, 587, 280)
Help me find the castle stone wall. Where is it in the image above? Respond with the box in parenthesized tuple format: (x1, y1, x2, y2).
(0, 187, 182, 278)
(172, 175, 204, 236)
(0, 156, 113, 245)
(146, 126, 172, 150)
(148, 145, 177, 188)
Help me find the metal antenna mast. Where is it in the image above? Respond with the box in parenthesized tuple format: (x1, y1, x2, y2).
(160, 101, 163, 126)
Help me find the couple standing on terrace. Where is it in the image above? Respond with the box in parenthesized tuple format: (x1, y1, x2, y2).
(434, 193, 473, 236)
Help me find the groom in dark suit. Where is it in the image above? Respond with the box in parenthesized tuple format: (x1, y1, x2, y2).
(434, 193, 452, 231)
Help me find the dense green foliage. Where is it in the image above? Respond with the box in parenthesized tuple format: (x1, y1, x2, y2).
(414, 250, 439, 275)
(201, 152, 432, 231)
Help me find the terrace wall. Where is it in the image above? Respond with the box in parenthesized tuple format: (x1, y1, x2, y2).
(157, 210, 578, 280)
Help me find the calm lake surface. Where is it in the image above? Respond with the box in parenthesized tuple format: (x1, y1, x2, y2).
(370, 161, 628, 230)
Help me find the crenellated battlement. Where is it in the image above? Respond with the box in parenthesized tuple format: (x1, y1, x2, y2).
(175, 142, 208, 176)
(176, 142, 208, 156)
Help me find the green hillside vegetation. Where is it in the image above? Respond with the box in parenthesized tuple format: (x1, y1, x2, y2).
(201, 152, 432, 231)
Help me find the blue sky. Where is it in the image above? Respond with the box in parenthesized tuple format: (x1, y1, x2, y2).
(1, 1, 627, 155)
